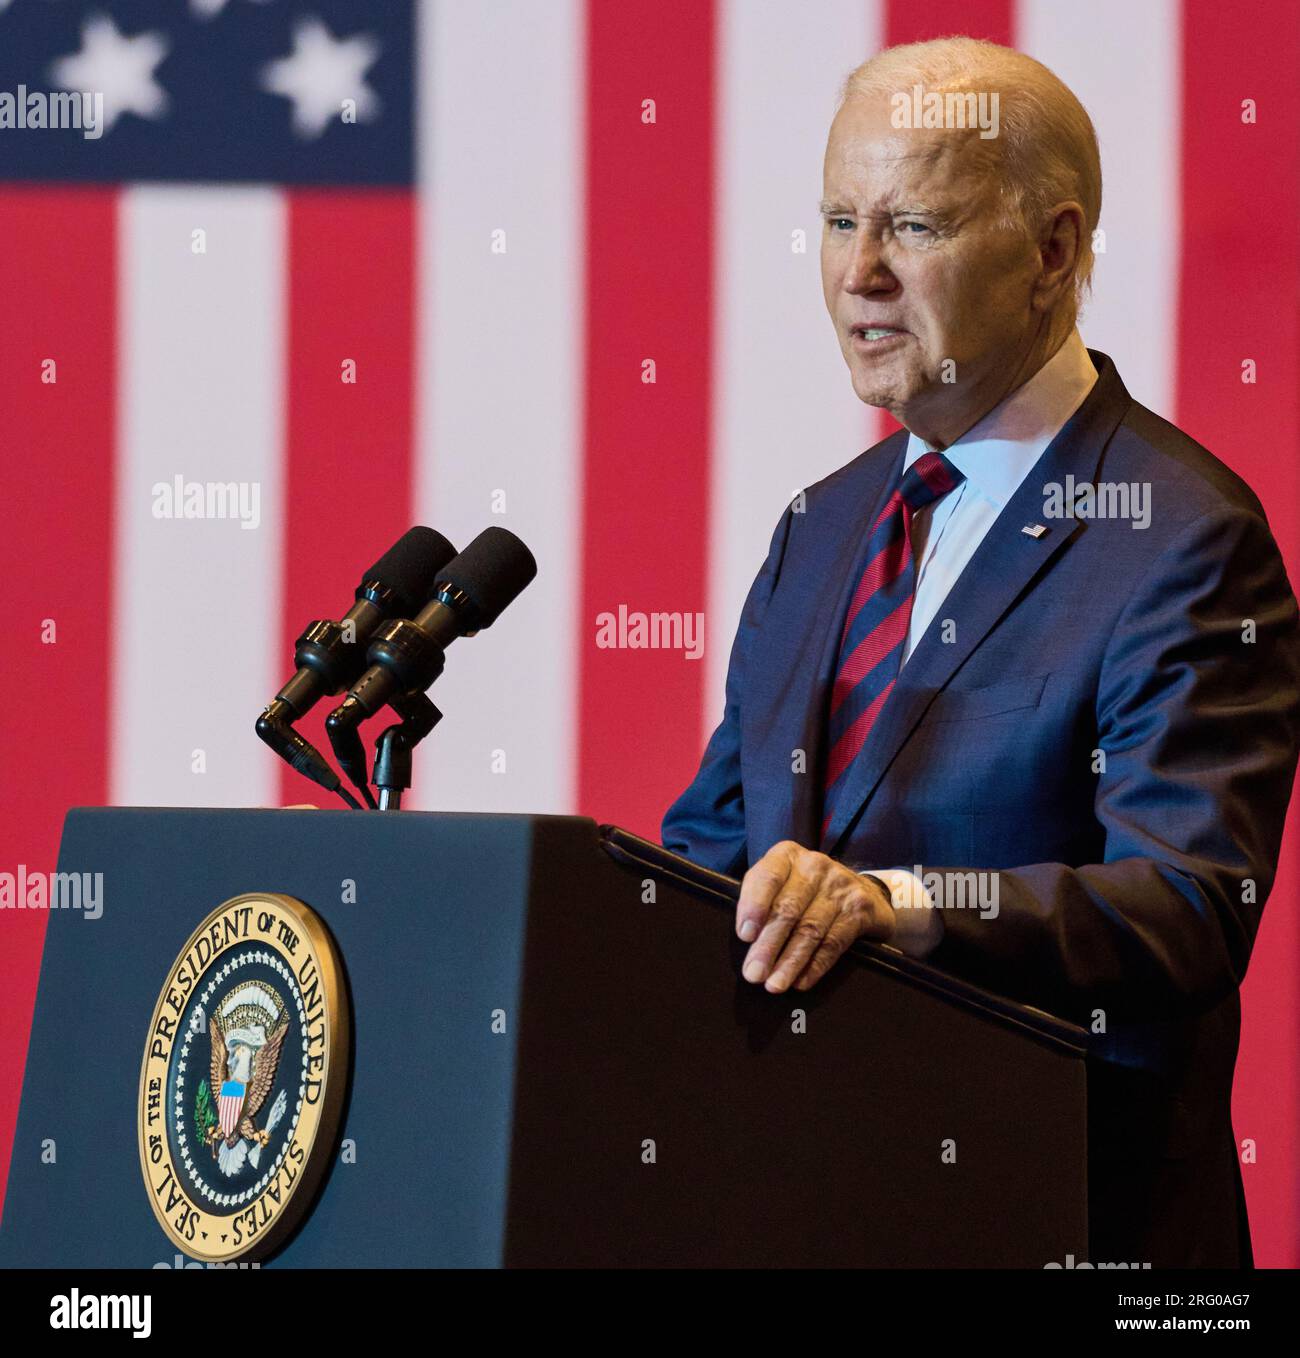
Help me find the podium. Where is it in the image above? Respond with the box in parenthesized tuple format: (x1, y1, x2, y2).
(0, 808, 1088, 1267)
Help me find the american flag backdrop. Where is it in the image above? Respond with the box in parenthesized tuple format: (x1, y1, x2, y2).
(0, 0, 1296, 1260)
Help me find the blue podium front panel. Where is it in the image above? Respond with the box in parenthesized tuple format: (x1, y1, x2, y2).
(0, 808, 536, 1267)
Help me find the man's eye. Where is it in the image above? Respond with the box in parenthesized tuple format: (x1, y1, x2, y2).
(896, 221, 932, 235)
(827, 217, 854, 231)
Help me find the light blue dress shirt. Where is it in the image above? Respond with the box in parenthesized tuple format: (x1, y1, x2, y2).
(900, 330, 1099, 664)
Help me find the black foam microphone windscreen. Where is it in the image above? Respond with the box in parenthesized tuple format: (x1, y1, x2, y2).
(364, 526, 457, 614)
(435, 526, 538, 629)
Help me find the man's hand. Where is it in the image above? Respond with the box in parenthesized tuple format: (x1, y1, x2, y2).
(736, 841, 895, 993)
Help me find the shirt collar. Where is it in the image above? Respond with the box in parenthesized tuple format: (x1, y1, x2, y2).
(902, 329, 1099, 509)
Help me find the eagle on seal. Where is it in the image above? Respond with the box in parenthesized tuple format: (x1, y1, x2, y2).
(206, 1016, 288, 1152)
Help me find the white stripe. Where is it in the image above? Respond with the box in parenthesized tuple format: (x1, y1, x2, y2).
(112, 188, 285, 808)
(706, 0, 884, 743)
(413, 0, 583, 813)
(1017, 0, 1180, 414)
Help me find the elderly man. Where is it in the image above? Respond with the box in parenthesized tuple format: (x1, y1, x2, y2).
(662, 37, 1300, 1269)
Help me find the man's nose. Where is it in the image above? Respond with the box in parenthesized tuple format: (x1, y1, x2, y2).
(843, 231, 897, 295)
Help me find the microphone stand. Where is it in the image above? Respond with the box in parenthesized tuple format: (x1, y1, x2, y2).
(372, 691, 442, 810)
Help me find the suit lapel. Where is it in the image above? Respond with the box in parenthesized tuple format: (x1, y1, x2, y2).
(794, 440, 905, 843)
(741, 434, 906, 850)
(820, 350, 1133, 857)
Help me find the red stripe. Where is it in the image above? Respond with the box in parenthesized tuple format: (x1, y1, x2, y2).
(578, 0, 716, 837)
(839, 457, 958, 648)
(831, 591, 914, 718)
(872, 1, 1016, 445)
(824, 680, 895, 809)
(871, 488, 903, 530)
(838, 532, 910, 646)
(842, 491, 906, 635)
(1176, 0, 1300, 1267)
(886, 0, 1014, 45)
(911, 452, 958, 499)
(277, 192, 416, 806)
(0, 189, 117, 1223)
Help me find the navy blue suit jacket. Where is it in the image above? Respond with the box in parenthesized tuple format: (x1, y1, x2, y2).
(663, 350, 1300, 1266)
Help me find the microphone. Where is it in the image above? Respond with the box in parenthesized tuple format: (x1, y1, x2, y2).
(324, 527, 537, 792)
(257, 527, 458, 802)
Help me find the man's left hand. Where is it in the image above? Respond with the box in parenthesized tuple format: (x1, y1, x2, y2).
(736, 841, 895, 993)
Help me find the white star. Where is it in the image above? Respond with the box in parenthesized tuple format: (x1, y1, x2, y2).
(260, 17, 380, 140)
(190, 0, 274, 19)
(49, 15, 168, 136)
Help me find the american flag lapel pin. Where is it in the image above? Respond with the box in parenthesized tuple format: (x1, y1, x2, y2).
(1022, 524, 1048, 539)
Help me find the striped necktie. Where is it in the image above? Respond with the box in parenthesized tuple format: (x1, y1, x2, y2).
(820, 450, 966, 843)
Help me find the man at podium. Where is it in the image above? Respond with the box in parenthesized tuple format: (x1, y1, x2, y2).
(663, 37, 1300, 1269)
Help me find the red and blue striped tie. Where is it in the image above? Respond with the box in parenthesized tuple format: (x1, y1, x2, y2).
(820, 450, 965, 843)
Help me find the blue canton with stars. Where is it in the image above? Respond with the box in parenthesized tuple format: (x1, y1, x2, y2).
(0, 0, 413, 185)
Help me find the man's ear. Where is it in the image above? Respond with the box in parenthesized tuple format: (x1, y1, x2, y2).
(1033, 201, 1084, 312)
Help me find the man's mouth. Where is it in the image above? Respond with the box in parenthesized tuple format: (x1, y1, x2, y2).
(849, 325, 907, 347)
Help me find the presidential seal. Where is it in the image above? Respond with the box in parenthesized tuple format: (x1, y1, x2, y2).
(137, 893, 349, 1262)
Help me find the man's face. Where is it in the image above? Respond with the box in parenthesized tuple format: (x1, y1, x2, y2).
(820, 94, 1043, 441)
